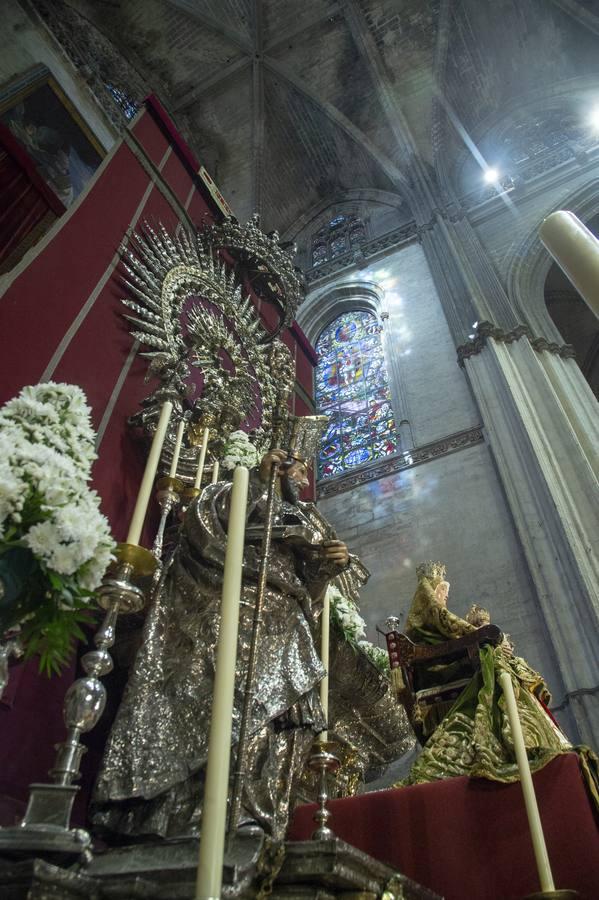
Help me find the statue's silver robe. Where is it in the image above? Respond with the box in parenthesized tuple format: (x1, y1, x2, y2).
(92, 476, 331, 839)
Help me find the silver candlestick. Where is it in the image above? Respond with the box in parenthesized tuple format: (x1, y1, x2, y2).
(308, 740, 341, 841)
(0, 543, 156, 862)
(0, 628, 23, 700)
(152, 476, 183, 563)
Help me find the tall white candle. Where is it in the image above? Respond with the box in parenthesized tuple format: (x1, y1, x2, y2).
(126, 401, 173, 546)
(195, 466, 249, 900)
(319, 589, 330, 743)
(539, 210, 599, 319)
(193, 427, 210, 489)
(211, 460, 220, 484)
(498, 672, 555, 893)
(168, 417, 186, 479)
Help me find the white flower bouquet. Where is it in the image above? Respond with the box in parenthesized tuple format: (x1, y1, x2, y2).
(221, 429, 260, 471)
(327, 584, 390, 675)
(328, 584, 367, 642)
(0, 383, 115, 675)
(357, 640, 390, 674)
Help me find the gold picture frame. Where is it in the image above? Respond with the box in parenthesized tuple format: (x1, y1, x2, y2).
(0, 63, 104, 208)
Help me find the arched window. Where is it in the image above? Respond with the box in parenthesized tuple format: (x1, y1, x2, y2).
(311, 214, 367, 268)
(315, 310, 398, 478)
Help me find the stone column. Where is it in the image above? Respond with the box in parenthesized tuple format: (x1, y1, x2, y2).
(419, 210, 520, 347)
(464, 335, 599, 746)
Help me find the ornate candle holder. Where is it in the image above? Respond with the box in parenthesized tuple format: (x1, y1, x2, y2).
(179, 485, 201, 519)
(307, 740, 341, 841)
(0, 628, 23, 700)
(0, 543, 156, 863)
(524, 892, 580, 899)
(152, 475, 184, 563)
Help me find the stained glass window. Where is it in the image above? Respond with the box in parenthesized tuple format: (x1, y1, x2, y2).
(349, 220, 366, 245)
(105, 83, 139, 120)
(315, 310, 398, 479)
(312, 239, 327, 267)
(311, 214, 367, 268)
(330, 232, 348, 258)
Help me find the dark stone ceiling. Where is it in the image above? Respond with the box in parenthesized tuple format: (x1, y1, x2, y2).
(45, 0, 599, 234)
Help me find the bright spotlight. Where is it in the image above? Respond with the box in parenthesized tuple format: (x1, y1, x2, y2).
(483, 167, 500, 184)
(589, 108, 599, 132)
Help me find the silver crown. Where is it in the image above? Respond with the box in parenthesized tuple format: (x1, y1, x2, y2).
(283, 415, 329, 467)
(199, 214, 304, 339)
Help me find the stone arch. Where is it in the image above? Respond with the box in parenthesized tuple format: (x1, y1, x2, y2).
(283, 190, 408, 270)
(286, 189, 406, 234)
(296, 281, 384, 347)
(451, 76, 599, 200)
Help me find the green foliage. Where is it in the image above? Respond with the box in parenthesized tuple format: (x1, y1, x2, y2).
(20, 599, 91, 677)
(0, 542, 95, 677)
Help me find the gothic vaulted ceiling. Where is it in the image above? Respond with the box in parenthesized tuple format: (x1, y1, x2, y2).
(36, 0, 599, 235)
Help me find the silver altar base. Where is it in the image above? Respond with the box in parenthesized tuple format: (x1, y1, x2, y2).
(0, 783, 91, 864)
(274, 838, 442, 899)
(0, 858, 98, 900)
(87, 834, 265, 898)
(0, 837, 440, 899)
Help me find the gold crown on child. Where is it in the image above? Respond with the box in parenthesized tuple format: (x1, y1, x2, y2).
(416, 561, 447, 582)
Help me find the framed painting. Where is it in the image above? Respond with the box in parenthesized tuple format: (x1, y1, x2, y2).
(0, 64, 104, 208)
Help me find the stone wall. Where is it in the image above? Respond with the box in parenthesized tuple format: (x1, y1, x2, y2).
(375, 241, 479, 447)
(320, 440, 571, 733)
(303, 235, 575, 733)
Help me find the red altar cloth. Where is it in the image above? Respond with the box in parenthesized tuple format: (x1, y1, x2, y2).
(288, 754, 599, 900)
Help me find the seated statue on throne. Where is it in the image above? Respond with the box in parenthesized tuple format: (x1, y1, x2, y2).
(92, 421, 356, 843)
(396, 562, 598, 793)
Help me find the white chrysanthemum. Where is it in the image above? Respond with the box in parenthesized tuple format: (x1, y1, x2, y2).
(0, 382, 97, 477)
(79, 541, 115, 591)
(24, 520, 59, 561)
(48, 542, 84, 577)
(1, 381, 115, 591)
(0, 463, 25, 529)
(54, 503, 90, 538)
(221, 431, 260, 471)
(325, 584, 346, 604)
(227, 430, 250, 442)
